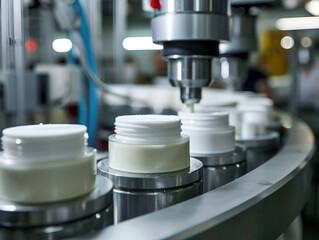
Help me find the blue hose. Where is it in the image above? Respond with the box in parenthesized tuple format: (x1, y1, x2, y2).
(72, 0, 99, 147)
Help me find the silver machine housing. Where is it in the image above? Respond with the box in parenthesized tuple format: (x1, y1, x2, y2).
(0, 176, 113, 240)
(236, 131, 280, 172)
(214, 7, 257, 90)
(97, 158, 203, 223)
(151, 0, 231, 103)
(192, 144, 247, 192)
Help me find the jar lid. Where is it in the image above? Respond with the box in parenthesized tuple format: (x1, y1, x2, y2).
(1, 124, 87, 164)
(2, 124, 87, 139)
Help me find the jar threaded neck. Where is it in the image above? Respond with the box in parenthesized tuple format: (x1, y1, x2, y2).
(1, 124, 87, 164)
(114, 115, 183, 144)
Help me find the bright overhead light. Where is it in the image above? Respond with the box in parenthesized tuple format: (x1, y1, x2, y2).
(276, 16, 319, 30)
(52, 38, 72, 53)
(305, 0, 319, 16)
(280, 36, 294, 49)
(300, 37, 313, 48)
(123, 37, 163, 51)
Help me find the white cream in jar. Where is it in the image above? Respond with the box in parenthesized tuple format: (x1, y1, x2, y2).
(109, 115, 190, 173)
(0, 124, 96, 203)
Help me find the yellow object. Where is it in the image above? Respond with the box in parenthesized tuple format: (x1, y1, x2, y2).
(260, 30, 288, 76)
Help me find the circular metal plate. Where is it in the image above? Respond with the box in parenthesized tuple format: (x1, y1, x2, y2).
(191, 144, 246, 166)
(236, 131, 280, 149)
(0, 205, 113, 240)
(97, 158, 203, 190)
(0, 176, 113, 228)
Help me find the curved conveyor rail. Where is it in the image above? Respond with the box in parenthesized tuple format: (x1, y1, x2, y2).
(69, 114, 315, 240)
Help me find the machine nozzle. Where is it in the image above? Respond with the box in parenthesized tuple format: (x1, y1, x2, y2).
(180, 87, 201, 104)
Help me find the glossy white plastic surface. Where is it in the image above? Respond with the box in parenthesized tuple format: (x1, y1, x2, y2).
(109, 115, 190, 173)
(0, 124, 96, 203)
(179, 111, 235, 154)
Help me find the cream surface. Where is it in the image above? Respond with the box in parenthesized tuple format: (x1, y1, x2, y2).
(0, 124, 96, 203)
(0, 151, 96, 203)
(109, 137, 189, 173)
(109, 115, 190, 173)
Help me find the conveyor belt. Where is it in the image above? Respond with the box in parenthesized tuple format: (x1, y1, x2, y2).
(69, 113, 315, 240)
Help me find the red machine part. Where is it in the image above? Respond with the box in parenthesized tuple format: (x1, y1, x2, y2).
(150, 0, 161, 10)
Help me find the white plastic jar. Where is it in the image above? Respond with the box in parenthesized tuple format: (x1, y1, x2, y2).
(0, 124, 96, 203)
(237, 103, 271, 138)
(193, 104, 240, 133)
(179, 111, 235, 154)
(109, 115, 190, 173)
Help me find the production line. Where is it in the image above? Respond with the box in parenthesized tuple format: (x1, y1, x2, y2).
(0, 0, 318, 239)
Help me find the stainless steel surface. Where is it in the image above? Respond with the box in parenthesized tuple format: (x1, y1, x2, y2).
(217, 8, 257, 91)
(13, 0, 26, 125)
(289, 33, 298, 116)
(180, 87, 202, 104)
(154, 0, 229, 15)
(192, 144, 247, 192)
(167, 56, 213, 103)
(192, 144, 246, 166)
(152, 13, 229, 43)
(278, 215, 303, 240)
(219, 13, 257, 54)
(67, 114, 315, 240)
(168, 57, 213, 87)
(113, 179, 203, 223)
(151, 0, 230, 104)
(98, 158, 203, 223)
(266, 119, 285, 136)
(4, 72, 38, 112)
(0, 175, 113, 227)
(203, 161, 246, 192)
(39, 7, 54, 63)
(236, 131, 280, 171)
(1, 0, 27, 124)
(1, 0, 10, 72)
(113, 0, 126, 83)
(246, 145, 279, 172)
(231, 0, 273, 5)
(0, 205, 113, 240)
(87, 0, 102, 56)
(97, 158, 202, 190)
(213, 57, 248, 90)
(236, 131, 280, 149)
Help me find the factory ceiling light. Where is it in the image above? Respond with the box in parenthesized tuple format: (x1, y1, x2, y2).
(52, 38, 73, 53)
(276, 16, 319, 30)
(280, 36, 294, 49)
(122, 37, 163, 51)
(305, 0, 319, 16)
(300, 36, 313, 48)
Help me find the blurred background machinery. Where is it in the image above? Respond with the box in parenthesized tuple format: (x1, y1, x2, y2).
(0, 0, 319, 239)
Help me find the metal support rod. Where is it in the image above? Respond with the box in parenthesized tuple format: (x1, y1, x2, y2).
(1, 0, 10, 72)
(13, 0, 26, 124)
(113, 0, 126, 83)
(86, 0, 100, 57)
(289, 33, 298, 116)
(40, 8, 54, 63)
